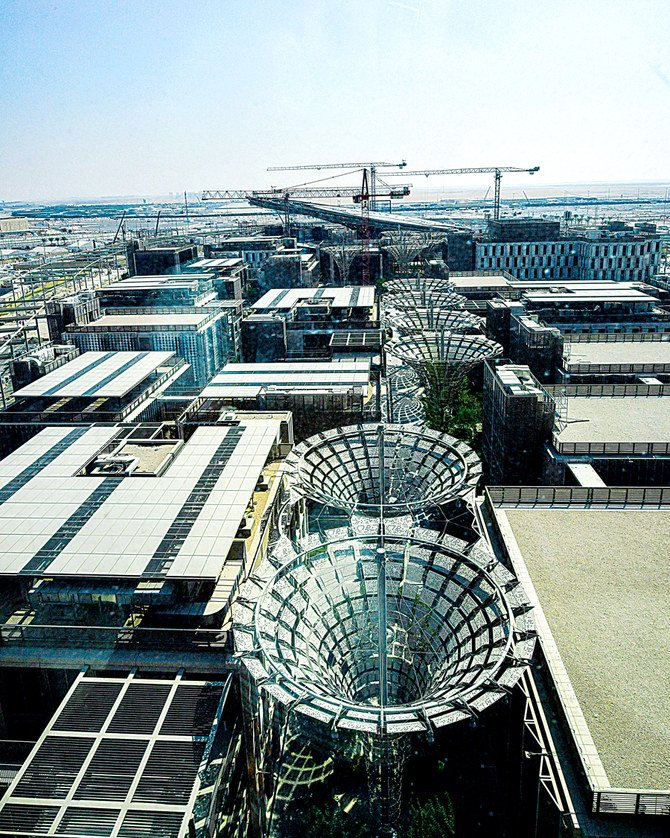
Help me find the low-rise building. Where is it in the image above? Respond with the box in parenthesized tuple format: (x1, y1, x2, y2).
(187, 358, 375, 439)
(485, 489, 670, 836)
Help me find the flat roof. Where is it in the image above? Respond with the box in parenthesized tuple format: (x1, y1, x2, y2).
(13, 351, 174, 399)
(0, 422, 281, 581)
(102, 274, 213, 290)
(556, 395, 670, 443)
(201, 359, 370, 398)
(75, 312, 212, 328)
(450, 276, 510, 289)
(524, 289, 657, 304)
(253, 286, 375, 310)
(495, 506, 670, 792)
(565, 340, 670, 366)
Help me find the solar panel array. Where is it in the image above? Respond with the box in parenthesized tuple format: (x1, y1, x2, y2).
(0, 420, 281, 580)
(13, 352, 175, 400)
(0, 672, 228, 837)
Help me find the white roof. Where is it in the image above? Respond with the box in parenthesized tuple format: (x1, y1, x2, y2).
(0, 422, 281, 581)
(201, 360, 370, 398)
(253, 286, 375, 310)
(79, 312, 212, 327)
(13, 351, 175, 399)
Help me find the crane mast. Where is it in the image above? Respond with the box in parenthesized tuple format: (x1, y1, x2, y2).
(266, 160, 407, 212)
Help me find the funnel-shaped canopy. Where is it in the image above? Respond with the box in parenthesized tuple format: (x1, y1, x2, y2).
(284, 423, 480, 515)
(386, 306, 484, 335)
(386, 331, 502, 378)
(234, 532, 535, 734)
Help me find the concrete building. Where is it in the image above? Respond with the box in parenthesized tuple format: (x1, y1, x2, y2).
(66, 310, 231, 388)
(126, 242, 199, 276)
(557, 333, 670, 383)
(0, 351, 189, 454)
(482, 361, 555, 485)
(475, 234, 662, 282)
(208, 235, 289, 267)
(485, 490, 670, 836)
(45, 291, 101, 342)
(244, 286, 377, 361)
(483, 360, 670, 486)
(189, 359, 375, 439)
(184, 257, 249, 299)
(97, 274, 218, 309)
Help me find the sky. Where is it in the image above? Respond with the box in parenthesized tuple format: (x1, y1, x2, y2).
(1, 0, 670, 201)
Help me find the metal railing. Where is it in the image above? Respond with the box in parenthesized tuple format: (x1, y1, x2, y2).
(566, 331, 670, 343)
(546, 382, 670, 398)
(554, 439, 670, 456)
(487, 485, 670, 507)
(0, 622, 231, 652)
(563, 361, 670, 375)
(593, 789, 670, 817)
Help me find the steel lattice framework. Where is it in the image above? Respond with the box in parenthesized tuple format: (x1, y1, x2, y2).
(283, 423, 481, 516)
(383, 276, 467, 311)
(236, 531, 534, 733)
(385, 305, 484, 336)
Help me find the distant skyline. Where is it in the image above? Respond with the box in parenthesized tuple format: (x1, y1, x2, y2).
(2, 0, 670, 201)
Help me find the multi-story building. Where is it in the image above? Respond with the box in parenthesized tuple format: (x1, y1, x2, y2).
(66, 310, 229, 388)
(243, 286, 378, 361)
(485, 489, 670, 836)
(483, 359, 670, 487)
(482, 361, 555, 484)
(0, 350, 189, 454)
(189, 358, 375, 439)
(126, 242, 199, 276)
(475, 234, 662, 282)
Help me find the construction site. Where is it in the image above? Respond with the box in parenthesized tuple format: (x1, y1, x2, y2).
(0, 154, 668, 838)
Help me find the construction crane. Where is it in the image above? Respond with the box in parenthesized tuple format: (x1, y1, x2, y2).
(201, 183, 410, 236)
(384, 166, 540, 220)
(267, 160, 407, 212)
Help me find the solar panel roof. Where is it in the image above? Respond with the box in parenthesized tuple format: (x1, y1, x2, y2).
(13, 352, 175, 399)
(0, 671, 230, 838)
(0, 421, 281, 581)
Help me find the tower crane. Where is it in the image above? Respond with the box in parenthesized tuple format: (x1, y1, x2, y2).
(267, 160, 407, 212)
(384, 165, 540, 220)
(201, 182, 410, 237)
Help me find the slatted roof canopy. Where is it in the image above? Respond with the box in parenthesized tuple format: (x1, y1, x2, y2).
(13, 352, 175, 400)
(0, 420, 281, 581)
(0, 671, 230, 837)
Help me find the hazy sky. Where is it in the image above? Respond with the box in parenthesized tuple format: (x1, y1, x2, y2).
(2, 0, 670, 201)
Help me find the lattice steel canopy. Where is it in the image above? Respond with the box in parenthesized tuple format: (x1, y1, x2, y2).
(283, 424, 480, 515)
(234, 530, 535, 735)
(383, 277, 466, 311)
(386, 330, 502, 375)
(385, 306, 484, 335)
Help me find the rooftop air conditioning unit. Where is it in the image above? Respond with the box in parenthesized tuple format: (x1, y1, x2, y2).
(89, 454, 139, 477)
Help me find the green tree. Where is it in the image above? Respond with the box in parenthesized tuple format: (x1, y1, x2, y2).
(406, 791, 456, 838)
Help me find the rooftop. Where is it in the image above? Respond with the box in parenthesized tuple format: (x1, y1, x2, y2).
(0, 670, 230, 837)
(253, 286, 375, 310)
(0, 421, 281, 581)
(73, 312, 214, 328)
(556, 395, 670, 443)
(13, 351, 175, 399)
(564, 339, 670, 367)
(494, 505, 670, 793)
(201, 359, 370, 398)
(102, 274, 214, 291)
